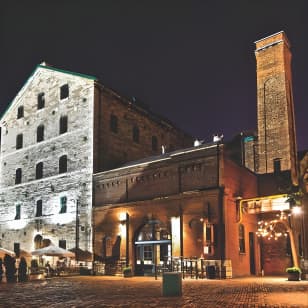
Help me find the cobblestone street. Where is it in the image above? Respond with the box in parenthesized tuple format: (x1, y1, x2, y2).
(0, 276, 308, 307)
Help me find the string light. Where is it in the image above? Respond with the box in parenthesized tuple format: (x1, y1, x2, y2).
(256, 212, 289, 240)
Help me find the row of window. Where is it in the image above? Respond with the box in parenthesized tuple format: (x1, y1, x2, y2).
(110, 114, 159, 151)
(14, 196, 68, 220)
(16, 84, 69, 119)
(15, 155, 67, 184)
(16, 116, 68, 150)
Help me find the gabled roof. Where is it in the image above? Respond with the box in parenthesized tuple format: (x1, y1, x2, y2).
(0, 64, 97, 121)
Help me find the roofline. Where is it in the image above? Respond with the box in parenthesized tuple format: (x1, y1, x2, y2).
(94, 143, 219, 176)
(37, 64, 97, 81)
(254, 30, 284, 44)
(0, 64, 97, 121)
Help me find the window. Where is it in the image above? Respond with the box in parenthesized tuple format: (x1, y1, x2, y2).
(15, 204, 21, 220)
(36, 200, 43, 217)
(273, 158, 281, 174)
(60, 84, 69, 100)
(59, 116, 68, 134)
(16, 134, 23, 149)
(59, 240, 66, 249)
(36, 162, 43, 179)
(110, 114, 118, 133)
(60, 196, 67, 214)
(239, 224, 245, 253)
(59, 155, 67, 173)
(133, 125, 139, 143)
(37, 93, 45, 109)
(152, 136, 158, 152)
(17, 106, 24, 119)
(14, 243, 20, 258)
(15, 168, 22, 184)
(37, 125, 44, 142)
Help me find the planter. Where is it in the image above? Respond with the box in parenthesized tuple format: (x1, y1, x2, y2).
(287, 272, 300, 281)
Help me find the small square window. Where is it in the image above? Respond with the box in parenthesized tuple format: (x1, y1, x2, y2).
(59, 239, 66, 249)
(60, 84, 69, 100)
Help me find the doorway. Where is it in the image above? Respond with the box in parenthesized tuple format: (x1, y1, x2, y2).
(134, 220, 171, 276)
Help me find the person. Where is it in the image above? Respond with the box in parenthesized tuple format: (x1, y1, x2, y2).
(45, 261, 52, 277)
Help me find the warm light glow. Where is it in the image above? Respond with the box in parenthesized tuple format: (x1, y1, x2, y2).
(171, 216, 181, 257)
(119, 212, 127, 222)
(292, 206, 302, 215)
(119, 223, 126, 236)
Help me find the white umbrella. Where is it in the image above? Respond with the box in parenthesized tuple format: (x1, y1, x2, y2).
(31, 244, 75, 258)
(0, 247, 15, 259)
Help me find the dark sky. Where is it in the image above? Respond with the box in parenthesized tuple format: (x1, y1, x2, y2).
(1, 1, 307, 149)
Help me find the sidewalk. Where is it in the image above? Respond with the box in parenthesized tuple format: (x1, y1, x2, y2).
(0, 275, 307, 307)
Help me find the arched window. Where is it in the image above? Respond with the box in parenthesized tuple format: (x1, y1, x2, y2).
(17, 106, 24, 119)
(239, 224, 245, 253)
(59, 115, 68, 134)
(152, 136, 158, 152)
(59, 155, 67, 173)
(16, 134, 23, 149)
(133, 125, 139, 143)
(15, 168, 22, 184)
(36, 162, 43, 179)
(110, 114, 118, 133)
(37, 93, 45, 109)
(34, 234, 43, 249)
(37, 125, 44, 142)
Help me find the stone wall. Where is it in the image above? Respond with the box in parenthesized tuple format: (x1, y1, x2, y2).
(0, 65, 95, 253)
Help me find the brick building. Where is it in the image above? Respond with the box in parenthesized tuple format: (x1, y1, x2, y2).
(92, 31, 305, 278)
(93, 143, 260, 277)
(0, 31, 305, 278)
(0, 63, 192, 257)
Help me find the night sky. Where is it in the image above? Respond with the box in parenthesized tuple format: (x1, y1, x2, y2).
(1, 1, 307, 149)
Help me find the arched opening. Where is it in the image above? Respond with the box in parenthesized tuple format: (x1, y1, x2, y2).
(34, 234, 43, 249)
(134, 219, 171, 276)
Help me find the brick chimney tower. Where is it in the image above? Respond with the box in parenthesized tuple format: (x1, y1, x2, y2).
(255, 31, 298, 184)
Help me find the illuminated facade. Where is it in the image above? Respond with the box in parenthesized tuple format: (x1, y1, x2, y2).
(0, 31, 305, 278)
(0, 63, 191, 257)
(93, 143, 260, 277)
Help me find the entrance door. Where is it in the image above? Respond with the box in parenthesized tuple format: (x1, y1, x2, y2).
(249, 232, 256, 275)
(135, 243, 171, 276)
(134, 220, 171, 276)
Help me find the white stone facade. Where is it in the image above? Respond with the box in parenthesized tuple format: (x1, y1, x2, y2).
(0, 64, 95, 254)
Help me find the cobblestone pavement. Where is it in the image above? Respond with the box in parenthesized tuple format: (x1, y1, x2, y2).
(0, 276, 308, 308)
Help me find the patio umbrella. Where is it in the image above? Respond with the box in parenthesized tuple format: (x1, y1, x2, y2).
(20, 249, 32, 258)
(0, 247, 15, 259)
(69, 247, 93, 261)
(31, 244, 75, 258)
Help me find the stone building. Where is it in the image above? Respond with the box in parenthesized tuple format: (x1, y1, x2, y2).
(0, 63, 192, 257)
